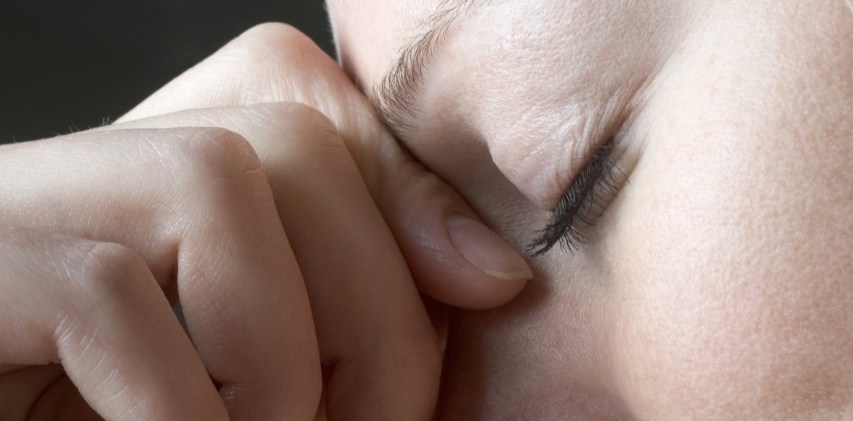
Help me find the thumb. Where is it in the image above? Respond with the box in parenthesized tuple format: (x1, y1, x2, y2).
(365, 149, 535, 310)
(120, 23, 532, 309)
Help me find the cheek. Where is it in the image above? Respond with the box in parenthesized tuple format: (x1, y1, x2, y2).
(607, 140, 853, 419)
(606, 146, 777, 417)
(597, 4, 853, 417)
(603, 89, 853, 421)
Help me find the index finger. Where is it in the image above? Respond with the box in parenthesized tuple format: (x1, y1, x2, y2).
(2, 127, 322, 420)
(120, 23, 532, 310)
(111, 103, 443, 420)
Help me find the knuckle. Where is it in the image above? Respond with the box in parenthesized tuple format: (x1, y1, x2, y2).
(251, 102, 340, 139)
(223, 23, 317, 75)
(281, 103, 344, 149)
(277, 102, 337, 132)
(238, 22, 314, 53)
(171, 127, 274, 223)
(77, 242, 148, 297)
(251, 103, 350, 169)
(177, 127, 263, 180)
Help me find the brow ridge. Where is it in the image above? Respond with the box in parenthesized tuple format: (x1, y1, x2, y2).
(371, 0, 482, 139)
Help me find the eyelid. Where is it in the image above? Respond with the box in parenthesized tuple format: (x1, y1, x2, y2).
(526, 140, 621, 255)
(541, 93, 633, 209)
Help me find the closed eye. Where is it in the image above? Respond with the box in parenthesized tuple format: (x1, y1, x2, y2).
(526, 140, 622, 256)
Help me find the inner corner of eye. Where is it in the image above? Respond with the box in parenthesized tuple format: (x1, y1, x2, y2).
(540, 164, 582, 208)
(501, 149, 579, 210)
(523, 176, 565, 211)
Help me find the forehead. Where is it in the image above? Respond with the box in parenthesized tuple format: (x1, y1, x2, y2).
(326, 0, 440, 88)
(326, 0, 664, 202)
(325, 0, 632, 79)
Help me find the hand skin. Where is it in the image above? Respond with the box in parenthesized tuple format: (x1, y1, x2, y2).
(327, 0, 853, 420)
(0, 25, 533, 420)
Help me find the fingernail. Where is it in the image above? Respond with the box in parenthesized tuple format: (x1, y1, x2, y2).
(446, 213, 534, 281)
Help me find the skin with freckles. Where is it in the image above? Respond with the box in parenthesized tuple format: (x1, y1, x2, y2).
(327, 0, 853, 419)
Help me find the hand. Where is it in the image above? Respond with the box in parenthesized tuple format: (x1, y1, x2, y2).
(0, 24, 533, 420)
(122, 23, 533, 310)
(0, 115, 318, 419)
(117, 23, 536, 418)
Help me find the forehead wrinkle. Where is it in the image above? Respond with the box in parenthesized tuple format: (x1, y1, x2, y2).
(369, 0, 485, 141)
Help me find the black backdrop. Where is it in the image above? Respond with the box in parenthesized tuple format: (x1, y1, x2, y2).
(1, 0, 333, 143)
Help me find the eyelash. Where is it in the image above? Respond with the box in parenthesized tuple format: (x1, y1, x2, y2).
(526, 141, 622, 256)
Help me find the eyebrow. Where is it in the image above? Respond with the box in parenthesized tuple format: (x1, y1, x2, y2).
(369, 0, 482, 139)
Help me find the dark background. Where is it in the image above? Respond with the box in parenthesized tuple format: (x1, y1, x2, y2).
(0, 0, 333, 143)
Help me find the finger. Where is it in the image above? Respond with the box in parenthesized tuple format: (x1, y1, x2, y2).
(169, 130, 321, 420)
(0, 128, 321, 420)
(118, 23, 532, 309)
(108, 103, 443, 420)
(0, 227, 227, 421)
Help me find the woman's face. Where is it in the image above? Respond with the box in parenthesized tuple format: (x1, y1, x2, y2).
(327, 1, 853, 419)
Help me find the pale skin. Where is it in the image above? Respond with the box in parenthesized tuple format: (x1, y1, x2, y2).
(326, 0, 853, 419)
(0, 26, 532, 420)
(2, 1, 853, 420)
